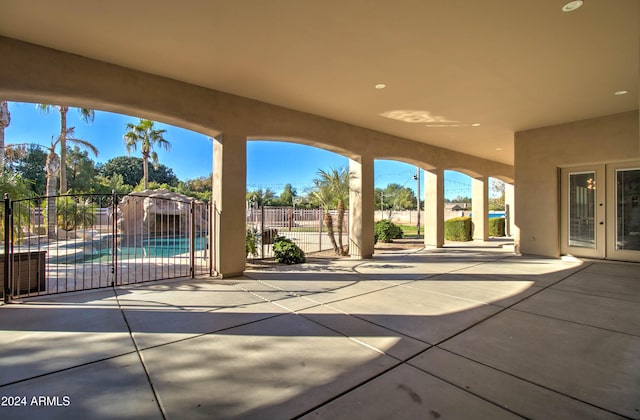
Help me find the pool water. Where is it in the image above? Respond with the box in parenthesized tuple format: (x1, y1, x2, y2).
(83, 236, 208, 263)
(468, 212, 506, 219)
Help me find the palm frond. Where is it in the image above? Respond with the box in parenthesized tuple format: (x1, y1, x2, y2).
(78, 108, 95, 124)
(65, 138, 99, 157)
(36, 103, 54, 114)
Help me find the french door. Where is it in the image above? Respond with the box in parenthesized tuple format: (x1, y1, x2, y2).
(607, 162, 640, 261)
(561, 162, 640, 262)
(561, 165, 605, 259)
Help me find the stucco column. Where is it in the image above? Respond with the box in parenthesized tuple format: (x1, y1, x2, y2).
(472, 176, 489, 241)
(424, 168, 444, 247)
(212, 132, 247, 277)
(349, 156, 374, 259)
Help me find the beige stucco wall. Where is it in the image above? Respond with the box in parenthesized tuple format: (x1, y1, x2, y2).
(514, 110, 639, 257)
(0, 35, 514, 274)
(0, 36, 512, 180)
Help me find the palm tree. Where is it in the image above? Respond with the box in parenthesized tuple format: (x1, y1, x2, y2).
(310, 167, 353, 255)
(0, 170, 33, 244)
(0, 101, 10, 171)
(123, 119, 171, 190)
(317, 168, 352, 255)
(44, 148, 60, 238)
(310, 185, 340, 254)
(43, 131, 98, 238)
(37, 104, 95, 194)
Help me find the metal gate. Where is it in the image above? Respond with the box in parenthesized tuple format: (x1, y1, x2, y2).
(245, 206, 349, 259)
(2, 191, 212, 302)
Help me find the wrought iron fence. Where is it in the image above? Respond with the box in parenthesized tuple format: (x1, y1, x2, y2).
(246, 206, 349, 259)
(2, 191, 212, 302)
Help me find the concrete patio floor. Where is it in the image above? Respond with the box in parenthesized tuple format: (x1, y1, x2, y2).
(1, 245, 639, 419)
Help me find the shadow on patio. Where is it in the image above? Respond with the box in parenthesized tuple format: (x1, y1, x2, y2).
(0, 248, 638, 419)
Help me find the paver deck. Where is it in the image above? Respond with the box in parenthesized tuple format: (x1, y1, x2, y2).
(1, 244, 638, 419)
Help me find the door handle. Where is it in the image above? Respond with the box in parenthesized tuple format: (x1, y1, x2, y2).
(599, 221, 604, 225)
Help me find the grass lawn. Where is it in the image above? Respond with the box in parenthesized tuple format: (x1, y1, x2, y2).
(398, 224, 422, 238)
(286, 226, 323, 233)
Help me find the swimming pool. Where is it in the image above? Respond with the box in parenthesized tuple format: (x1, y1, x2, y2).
(467, 212, 506, 219)
(82, 236, 208, 263)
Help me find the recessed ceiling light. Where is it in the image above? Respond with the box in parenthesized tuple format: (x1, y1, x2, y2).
(614, 90, 628, 96)
(562, 1, 583, 12)
(496, 147, 503, 151)
(375, 84, 386, 90)
(471, 123, 481, 127)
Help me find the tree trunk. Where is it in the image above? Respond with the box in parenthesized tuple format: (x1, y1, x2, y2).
(46, 152, 60, 239)
(0, 123, 4, 171)
(324, 211, 339, 254)
(142, 154, 149, 189)
(0, 100, 9, 171)
(59, 106, 68, 194)
(336, 199, 346, 255)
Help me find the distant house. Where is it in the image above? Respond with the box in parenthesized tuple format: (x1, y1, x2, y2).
(445, 203, 469, 212)
(444, 202, 470, 220)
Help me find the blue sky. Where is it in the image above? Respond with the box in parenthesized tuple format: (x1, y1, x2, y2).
(4, 102, 473, 199)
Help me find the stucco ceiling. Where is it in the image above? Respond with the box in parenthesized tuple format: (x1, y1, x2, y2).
(0, 0, 638, 165)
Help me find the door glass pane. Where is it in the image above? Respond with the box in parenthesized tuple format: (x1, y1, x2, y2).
(616, 168, 640, 251)
(569, 172, 596, 248)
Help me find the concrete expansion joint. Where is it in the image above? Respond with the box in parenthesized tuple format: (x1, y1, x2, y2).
(0, 349, 142, 390)
(509, 304, 640, 339)
(247, 277, 370, 313)
(424, 345, 624, 418)
(400, 261, 629, 418)
(291, 359, 407, 419)
(252, 278, 289, 293)
(230, 277, 325, 314)
(552, 283, 640, 305)
(433, 260, 595, 349)
(296, 311, 392, 358)
(232, 282, 283, 304)
(111, 285, 167, 420)
(404, 348, 526, 418)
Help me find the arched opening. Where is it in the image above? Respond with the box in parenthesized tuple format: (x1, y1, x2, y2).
(441, 169, 514, 244)
(4, 102, 213, 195)
(488, 178, 506, 213)
(245, 140, 351, 260)
(374, 159, 423, 239)
(444, 170, 472, 221)
(2, 101, 213, 298)
(369, 162, 509, 248)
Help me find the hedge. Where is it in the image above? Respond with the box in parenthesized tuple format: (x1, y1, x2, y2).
(445, 216, 472, 241)
(273, 236, 306, 264)
(374, 220, 403, 243)
(489, 217, 506, 237)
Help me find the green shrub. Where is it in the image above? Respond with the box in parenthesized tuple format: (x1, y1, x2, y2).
(374, 220, 403, 243)
(445, 216, 472, 241)
(32, 225, 47, 235)
(246, 227, 259, 257)
(273, 236, 306, 264)
(489, 217, 506, 237)
(54, 196, 97, 231)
